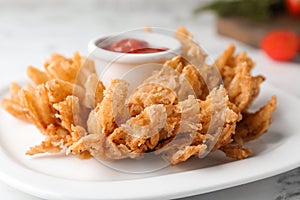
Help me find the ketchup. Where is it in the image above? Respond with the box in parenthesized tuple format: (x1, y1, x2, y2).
(104, 38, 168, 54)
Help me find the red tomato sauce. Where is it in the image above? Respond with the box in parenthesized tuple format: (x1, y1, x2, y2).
(104, 38, 168, 54)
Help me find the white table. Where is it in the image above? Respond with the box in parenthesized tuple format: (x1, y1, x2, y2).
(0, 0, 299, 199)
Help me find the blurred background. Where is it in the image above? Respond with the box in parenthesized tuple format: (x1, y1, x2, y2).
(0, 0, 299, 95)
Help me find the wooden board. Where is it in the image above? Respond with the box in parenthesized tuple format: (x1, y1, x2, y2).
(216, 15, 300, 48)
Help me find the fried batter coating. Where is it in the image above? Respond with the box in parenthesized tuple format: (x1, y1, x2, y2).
(175, 27, 221, 99)
(74, 132, 140, 160)
(107, 104, 166, 155)
(156, 95, 204, 164)
(143, 61, 181, 93)
(177, 95, 202, 133)
(155, 94, 202, 149)
(2, 30, 277, 165)
(141, 56, 206, 101)
(71, 104, 167, 160)
(27, 66, 50, 85)
(95, 79, 130, 136)
(122, 104, 166, 138)
(44, 52, 83, 83)
(69, 79, 132, 159)
(2, 52, 105, 156)
(53, 95, 82, 132)
(235, 96, 277, 143)
(128, 83, 177, 116)
(197, 85, 242, 151)
(181, 64, 207, 100)
(34, 84, 57, 126)
(175, 26, 206, 68)
(227, 63, 265, 111)
(159, 86, 241, 164)
(215, 45, 264, 111)
(83, 73, 105, 109)
(18, 88, 49, 131)
(220, 145, 252, 160)
(166, 143, 207, 165)
(2, 83, 32, 122)
(26, 124, 69, 155)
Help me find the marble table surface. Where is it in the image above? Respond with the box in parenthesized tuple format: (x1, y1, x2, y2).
(0, 0, 300, 199)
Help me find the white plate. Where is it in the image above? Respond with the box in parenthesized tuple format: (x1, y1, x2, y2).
(0, 82, 300, 200)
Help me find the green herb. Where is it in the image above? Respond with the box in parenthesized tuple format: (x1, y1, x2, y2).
(194, 0, 285, 22)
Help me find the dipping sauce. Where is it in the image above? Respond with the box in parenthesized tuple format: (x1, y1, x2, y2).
(104, 38, 168, 54)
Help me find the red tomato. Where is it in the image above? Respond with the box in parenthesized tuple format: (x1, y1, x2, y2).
(285, 0, 300, 17)
(261, 30, 300, 61)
